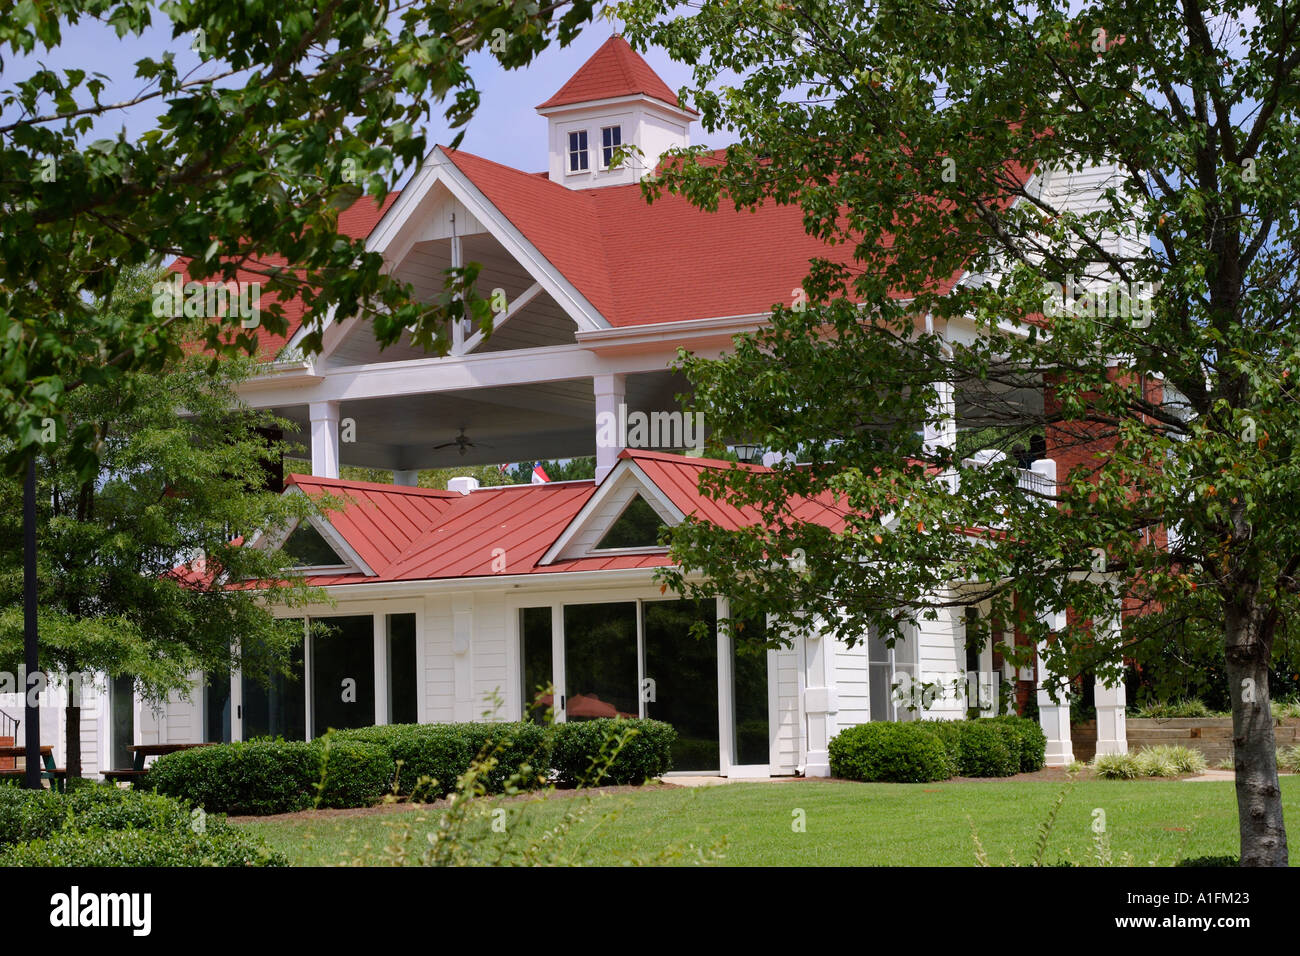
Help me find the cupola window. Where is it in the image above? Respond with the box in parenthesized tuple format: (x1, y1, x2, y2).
(600, 125, 623, 168)
(567, 130, 589, 172)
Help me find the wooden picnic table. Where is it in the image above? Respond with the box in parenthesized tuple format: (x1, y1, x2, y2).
(101, 742, 214, 784)
(0, 745, 67, 791)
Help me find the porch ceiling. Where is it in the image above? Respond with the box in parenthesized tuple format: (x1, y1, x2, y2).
(271, 369, 693, 472)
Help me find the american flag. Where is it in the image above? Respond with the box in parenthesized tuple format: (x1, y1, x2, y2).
(531, 462, 550, 484)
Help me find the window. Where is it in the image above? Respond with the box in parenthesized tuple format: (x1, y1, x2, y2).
(595, 495, 665, 550)
(310, 615, 376, 735)
(281, 522, 345, 568)
(567, 130, 589, 172)
(519, 607, 553, 724)
(600, 125, 622, 168)
(387, 613, 418, 725)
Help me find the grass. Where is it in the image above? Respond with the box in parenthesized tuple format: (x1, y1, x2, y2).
(239, 776, 1300, 866)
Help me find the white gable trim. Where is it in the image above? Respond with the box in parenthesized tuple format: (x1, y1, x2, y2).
(540, 459, 684, 565)
(249, 488, 377, 577)
(367, 147, 609, 333)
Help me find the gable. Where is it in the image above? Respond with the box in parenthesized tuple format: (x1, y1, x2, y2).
(594, 494, 667, 550)
(281, 522, 348, 569)
(541, 460, 683, 564)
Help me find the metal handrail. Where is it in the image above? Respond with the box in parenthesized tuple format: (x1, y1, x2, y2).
(0, 708, 18, 741)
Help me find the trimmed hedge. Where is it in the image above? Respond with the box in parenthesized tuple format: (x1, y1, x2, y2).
(549, 718, 676, 786)
(829, 722, 955, 782)
(995, 715, 1048, 772)
(149, 739, 321, 815)
(313, 739, 396, 809)
(954, 720, 1020, 777)
(151, 718, 670, 814)
(333, 721, 550, 798)
(0, 784, 285, 866)
(829, 716, 1048, 783)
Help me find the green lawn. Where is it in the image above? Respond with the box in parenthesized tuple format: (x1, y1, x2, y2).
(239, 775, 1300, 866)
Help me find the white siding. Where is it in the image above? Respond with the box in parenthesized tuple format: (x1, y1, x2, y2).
(471, 592, 511, 720)
(423, 594, 456, 723)
(833, 636, 871, 729)
(771, 641, 803, 774)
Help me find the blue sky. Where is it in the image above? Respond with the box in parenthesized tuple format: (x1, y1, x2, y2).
(3, 16, 709, 181)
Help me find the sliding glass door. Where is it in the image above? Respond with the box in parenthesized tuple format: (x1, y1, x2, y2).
(562, 603, 638, 720)
(310, 615, 376, 734)
(643, 599, 719, 772)
(242, 640, 306, 741)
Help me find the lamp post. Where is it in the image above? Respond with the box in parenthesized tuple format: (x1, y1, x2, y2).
(732, 443, 761, 464)
(23, 455, 41, 789)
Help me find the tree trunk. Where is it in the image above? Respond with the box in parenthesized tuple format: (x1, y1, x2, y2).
(64, 706, 81, 782)
(1225, 614, 1288, 866)
(64, 673, 82, 783)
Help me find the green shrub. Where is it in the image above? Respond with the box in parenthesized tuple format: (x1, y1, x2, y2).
(1163, 745, 1208, 775)
(1272, 699, 1300, 720)
(313, 737, 396, 809)
(1092, 752, 1140, 779)
(925, 720, 963, 767)
(953, 720, 1020, 777)
(334, 723, 471, 798)
(829, 722, 954, 783)
(0, 784, 286, 866)
(0, 827, 287, 866)
(994, 715, 1048, 772)
(1132, 698, 1214, 719)
(1134, 747, 1179, 777)
(334, 721, 551, 798)
(455, 721, 552, 793)
(149, 739, 320, 815)
(1276, 745, 1300, 773)
(549, 718, 676, 786)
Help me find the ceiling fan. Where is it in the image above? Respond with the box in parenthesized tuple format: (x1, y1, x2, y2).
(432, 427, 491, 456)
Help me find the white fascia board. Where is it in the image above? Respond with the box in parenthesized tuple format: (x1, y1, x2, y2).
(237, 341, 681, 408)
(265, 564, 710, 604)
(367, 146, 609, 334)
(536, 93, 697, 123)
(538, 459, 686, 566)
(575, 312, 769, 350)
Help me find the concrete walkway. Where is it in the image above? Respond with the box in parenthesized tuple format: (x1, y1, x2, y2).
(666, 775, 803, 787)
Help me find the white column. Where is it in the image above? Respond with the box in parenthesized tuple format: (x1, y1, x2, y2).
(452, 594, 474, 722)
(593, 373, 626, 484)
(923, 366, 957, 460)
(1036, 608, 1074, 766)
(801, 619, 839, 777)
(1094, 598, 1128, 755)
(392, 470, 419, 487)
(309, 400, 341, 479)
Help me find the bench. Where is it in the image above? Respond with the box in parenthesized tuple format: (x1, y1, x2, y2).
(101, 742, 213, 786)
(0, 746, 67, 792)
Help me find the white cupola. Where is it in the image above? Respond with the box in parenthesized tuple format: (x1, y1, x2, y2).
(535, 35, 696, 189)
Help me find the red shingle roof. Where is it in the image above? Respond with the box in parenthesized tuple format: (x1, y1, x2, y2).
(173, 193, 398, 360)
(535, 35, 688, 112)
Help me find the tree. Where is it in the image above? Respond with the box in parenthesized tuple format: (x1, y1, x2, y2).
(623, 0, 1299, 864)
(1, 0, 600, 479)
(0, 268, 328, 779)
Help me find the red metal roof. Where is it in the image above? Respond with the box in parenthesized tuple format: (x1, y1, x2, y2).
(286, 474, 460, 575)
(281, 450, 853, 588)
(535, 35, 689, 112)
